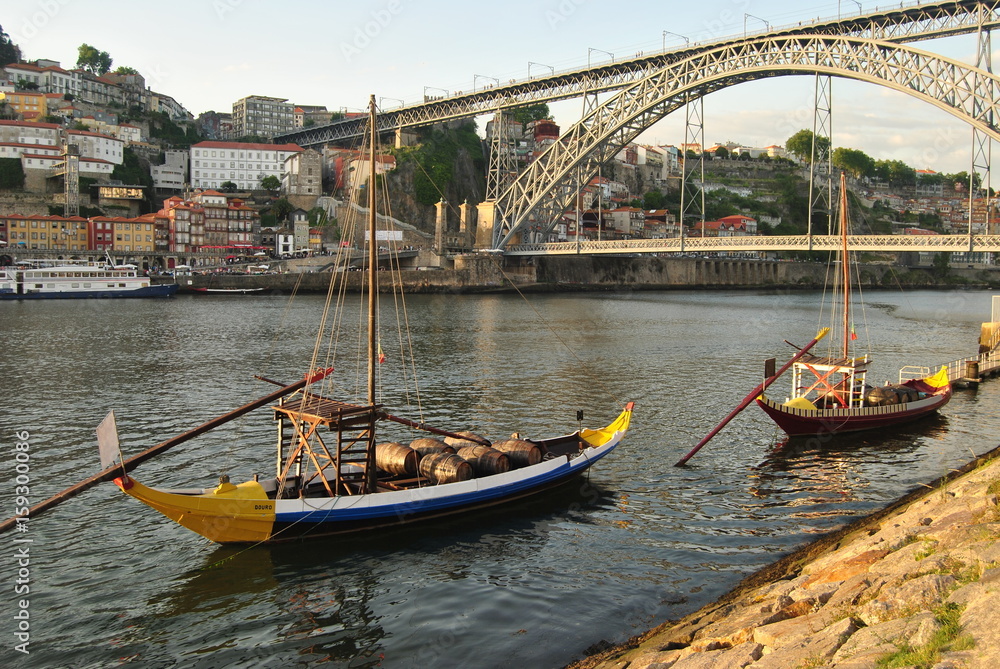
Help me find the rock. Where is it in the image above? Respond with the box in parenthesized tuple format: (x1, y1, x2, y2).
(857, 573, 956, 625)
(670, 643, 763, 668)
(833, 611, 939, 661)
(802, 549, 891, 587)
(753, 609, 836, 649)
(750, 617, 858, 668)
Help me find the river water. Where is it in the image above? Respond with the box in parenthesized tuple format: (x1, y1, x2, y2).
(2, 288, 998, 668)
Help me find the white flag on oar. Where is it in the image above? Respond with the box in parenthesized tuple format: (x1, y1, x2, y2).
(96, 410, 122, 470)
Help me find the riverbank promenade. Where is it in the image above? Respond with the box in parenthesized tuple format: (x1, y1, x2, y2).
(572, 447, 1000, 669)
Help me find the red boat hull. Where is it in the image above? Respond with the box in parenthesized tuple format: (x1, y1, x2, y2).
(756, 383, 951, 437)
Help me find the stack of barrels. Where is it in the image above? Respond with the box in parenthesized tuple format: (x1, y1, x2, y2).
(374, 432, 543, 485)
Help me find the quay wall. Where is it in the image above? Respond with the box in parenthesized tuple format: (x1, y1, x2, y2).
(178, 256, 999, 294)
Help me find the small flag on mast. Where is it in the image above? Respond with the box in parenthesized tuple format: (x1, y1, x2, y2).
(378, 342, 386, 364)
(850, 324, 858, 341)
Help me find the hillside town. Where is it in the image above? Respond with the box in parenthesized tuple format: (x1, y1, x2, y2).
(1, 45, 998, 272)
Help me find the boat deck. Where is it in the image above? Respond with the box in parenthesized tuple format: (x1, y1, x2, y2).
(274, 395, 380, 428)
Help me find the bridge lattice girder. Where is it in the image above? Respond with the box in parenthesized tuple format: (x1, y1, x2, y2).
(492, 35, 1000, 248)
(275, 1, 1000, 147)
(503, 235, 1000, 256)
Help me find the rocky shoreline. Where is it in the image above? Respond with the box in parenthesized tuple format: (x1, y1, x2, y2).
(569, 444, 1000, 669)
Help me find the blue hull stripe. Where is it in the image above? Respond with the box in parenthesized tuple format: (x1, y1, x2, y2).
(275, 446, 615, 525)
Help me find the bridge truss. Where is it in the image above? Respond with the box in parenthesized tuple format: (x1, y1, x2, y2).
(274, 1, 1000, 253)
(504, 234, 1000, 256)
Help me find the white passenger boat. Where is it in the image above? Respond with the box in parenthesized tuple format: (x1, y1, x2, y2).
(0, 259, 177, 300)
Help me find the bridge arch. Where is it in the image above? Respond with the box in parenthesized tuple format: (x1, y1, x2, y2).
(491, 34, 1000, 248)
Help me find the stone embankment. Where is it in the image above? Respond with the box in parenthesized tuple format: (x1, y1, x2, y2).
(573, 448, 1000, 669)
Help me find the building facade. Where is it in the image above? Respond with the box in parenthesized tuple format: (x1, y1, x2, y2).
(190, 140, 303, 190)
(231, 95, 294, 139)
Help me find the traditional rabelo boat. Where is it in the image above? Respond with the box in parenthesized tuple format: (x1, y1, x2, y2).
(101, 96, 633, 544)
(755, 172, 951, 437)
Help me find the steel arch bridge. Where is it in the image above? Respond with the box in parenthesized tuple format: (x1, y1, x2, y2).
(276, 1, 1000, 146)
(487, 33, 1000, 249)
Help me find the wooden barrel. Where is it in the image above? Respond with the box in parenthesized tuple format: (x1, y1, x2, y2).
(409, 437, 455, 458)
(444, 431, 489, 448)
(457, 446, 510, 477)
(492, 439, 542, 468)
(375, 442, 417, 477)
(419, 452, 473, 484)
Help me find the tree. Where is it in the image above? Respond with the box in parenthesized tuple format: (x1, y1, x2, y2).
(76, 44, 113, 75)
(260, 174, 281, 194)
(220, 181, 238, 193)
(786, 129, 830, 163)
(114, 65, 139, 75)
(271, 197, 293, 221)
(642, 190, 667, 210)
(0, 157, 25, 189)
(714, 146, 729, 159)
(307, 206, 329, 226)
(15, 79, 39, 91)
(0, 25, 19, 67)
(932, 252, 950, 279)
(832, 147, 875, 179)
(509, 104, 551, 125)
(873, 159, 915, 187)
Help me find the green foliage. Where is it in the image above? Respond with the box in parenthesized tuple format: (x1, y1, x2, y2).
(876, 602, 973, 668)
(149, 111, 201, 148)
(643, 191, 667, 210)
(330, 112, 345, 122)
(72, 121, 89, 131)
(714, 146, 729, 159)
(0, 157, 25, 189)
(15, 79, 39, 91)
(271, 198, 293, 221)
(260, 175, 281, 194)
(76, 43, 113, 75)
(114, 65, 139, 75)
(111, 147, 152, 189)
(303, 118, 315, 127)
(932, 252, 951, 278)
(0, 24, 18, 66)
(307, 207, 329, 226)
(399, 121, 484, 206)
(786, 129, 830, 162)
(220, 181, 238, 193)
(873, 159, 915, 186)
(833, 147, 875, 178)
(508, 104, 551, 125)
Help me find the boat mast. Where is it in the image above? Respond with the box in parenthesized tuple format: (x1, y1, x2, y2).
(839, 171, 851, 359)
(367, 94, 377, 406)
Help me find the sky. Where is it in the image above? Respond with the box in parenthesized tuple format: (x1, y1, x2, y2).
(4, 0, 994, 174)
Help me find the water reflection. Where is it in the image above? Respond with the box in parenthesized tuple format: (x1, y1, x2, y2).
(4, 290, 998, 668)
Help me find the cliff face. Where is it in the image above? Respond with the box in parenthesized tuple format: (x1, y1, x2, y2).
(384, 125, 486, 235)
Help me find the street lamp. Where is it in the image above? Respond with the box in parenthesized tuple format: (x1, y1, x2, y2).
(662, 31, 690, 50)
(474, 74, 499, 92)
(588, 47, 614, 67)
(838, 0, 862, 17)
(743, 13, 770, 36)
(528, 61, 554, 79)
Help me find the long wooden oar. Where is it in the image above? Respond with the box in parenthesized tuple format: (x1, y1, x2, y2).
(674, 328, 829, 467)
(0, 368, 333, 535)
